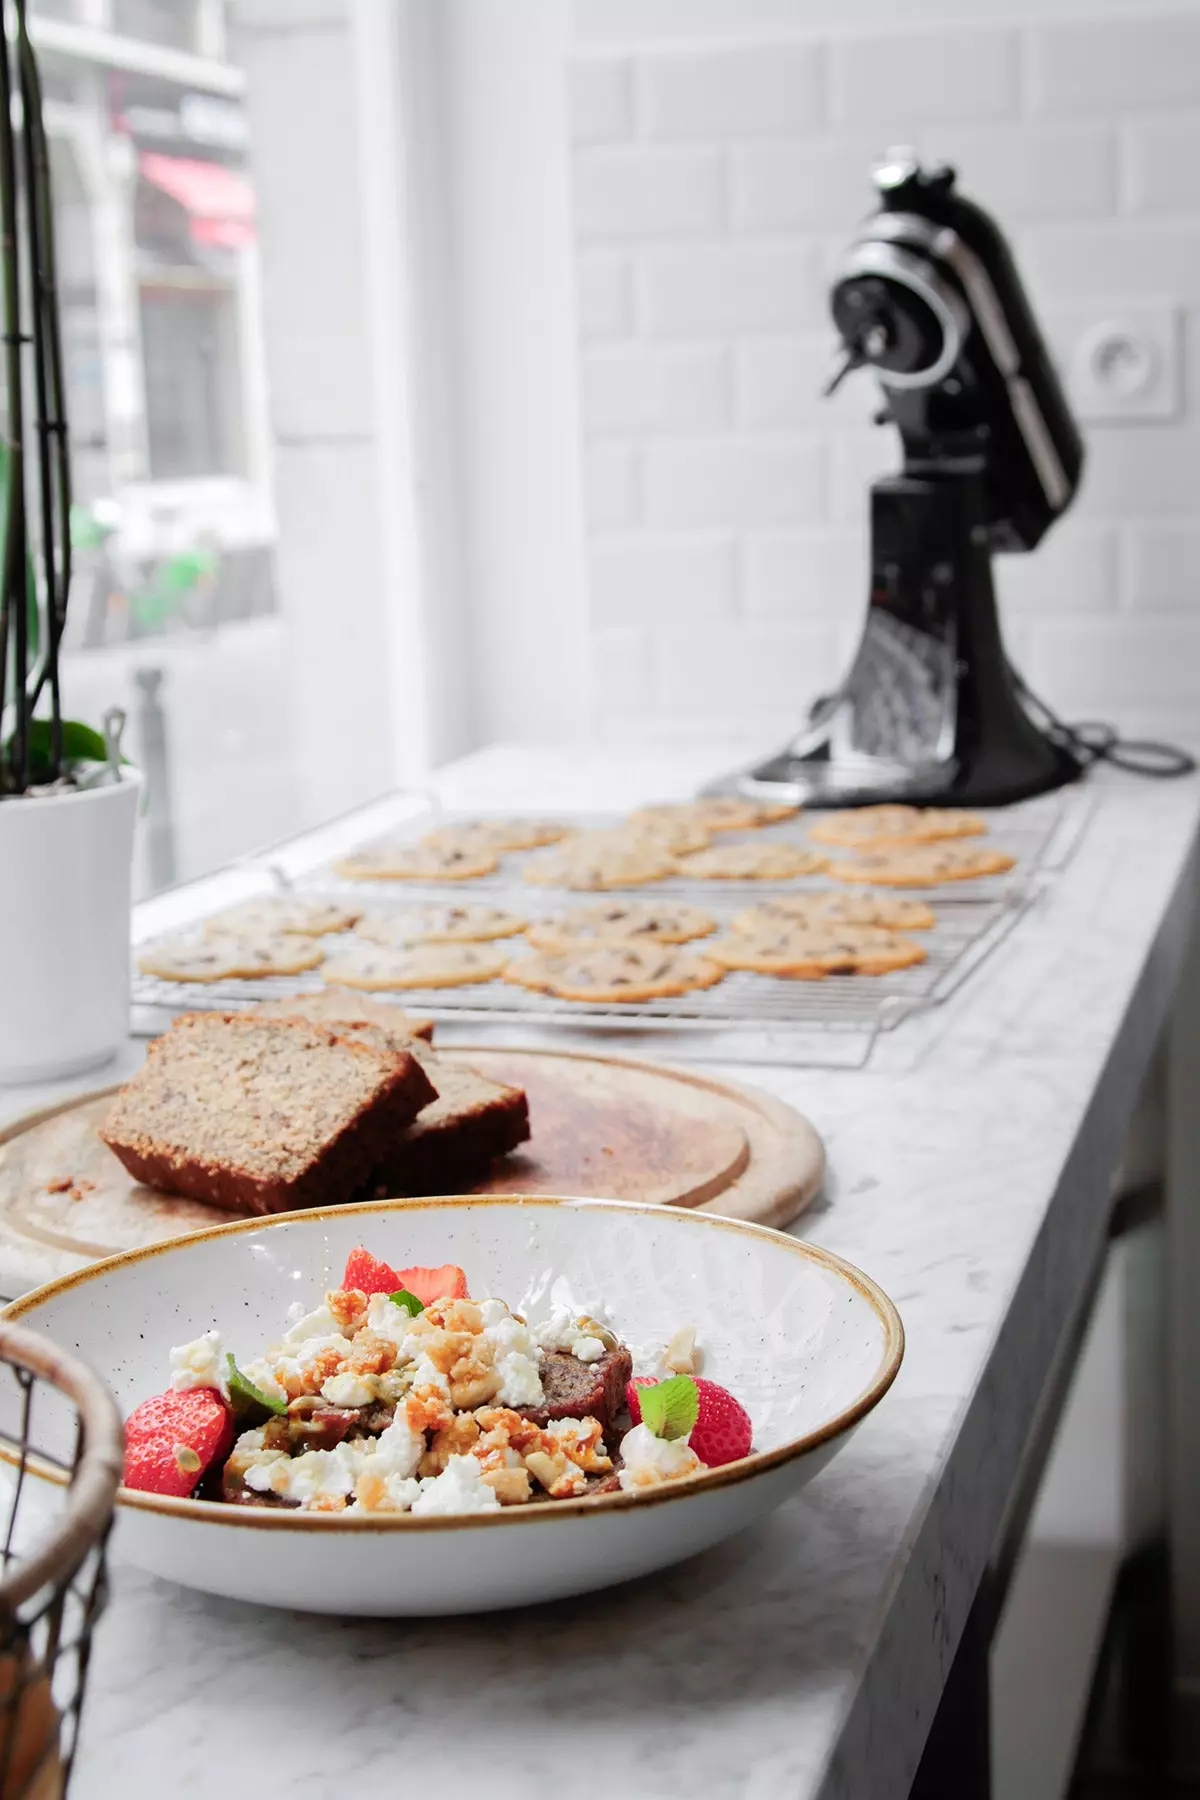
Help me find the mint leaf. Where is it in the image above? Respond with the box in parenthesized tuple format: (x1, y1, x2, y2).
(640, 1374, 699, 1442)
(226, 1354, 287, 1419)
(389, 1289, 424, 1317)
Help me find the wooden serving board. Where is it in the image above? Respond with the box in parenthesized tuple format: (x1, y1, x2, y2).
(0, 1046, 824, 1295)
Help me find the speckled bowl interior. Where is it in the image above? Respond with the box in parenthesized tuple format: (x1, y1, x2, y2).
(0, 1198, 904, 1615)
(6, 1194, 898, 1465)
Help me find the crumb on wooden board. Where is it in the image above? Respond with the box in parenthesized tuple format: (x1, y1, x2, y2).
(45, 1175, 96, 1202)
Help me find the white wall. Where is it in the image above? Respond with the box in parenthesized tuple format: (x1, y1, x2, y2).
(573, 0, 1200, 39)
(232, 0, 484, 806)
(433, 0, 594, 748)
(565, 3, 1200, 751)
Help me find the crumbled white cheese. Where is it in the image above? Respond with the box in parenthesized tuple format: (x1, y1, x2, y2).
(281, 1304, 341, 1346)
(364, 1292, 412, 1349)
(534, 1308, 608, 1365)
(169, 1330, 228, 1399)
(357, 1472, 421, 1513)
(617, 1423, 703, 1492)
(272, 1332, 353, 1380)
(483, 1309, 544, 1407)
(411, 1454, 501, 1516)
(269, 1337, 352, 1399)
(321, 1371, 376, 1409)
(534, 1307, 578, 1353)
(240, 1358, 288, 1405)
(245, 1439, 367, 1507)
(409, 1352, 451, 1394)
(487, 1312, 541, 1362)
(493, 1353, 544, 1407)
(228, 1426, 286, 1477)
(368, 1414, 423, 1480)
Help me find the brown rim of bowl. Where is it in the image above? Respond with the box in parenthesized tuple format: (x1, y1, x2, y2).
(3, 1194, 904, 1533)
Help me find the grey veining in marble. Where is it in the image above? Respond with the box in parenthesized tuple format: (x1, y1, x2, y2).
(4, 747, 1198, 1800)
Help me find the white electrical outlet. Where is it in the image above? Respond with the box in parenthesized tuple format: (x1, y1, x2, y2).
(1048, 303, 1181, 423)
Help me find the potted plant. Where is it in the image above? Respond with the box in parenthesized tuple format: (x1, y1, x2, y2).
(0, 0, 141, 1083)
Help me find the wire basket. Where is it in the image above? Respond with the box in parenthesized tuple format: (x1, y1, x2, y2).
(0, 1321, 122, 1798)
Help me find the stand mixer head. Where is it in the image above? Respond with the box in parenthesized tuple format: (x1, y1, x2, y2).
(726, 150, 1087, 808)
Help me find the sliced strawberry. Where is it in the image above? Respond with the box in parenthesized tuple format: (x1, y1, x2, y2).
(625, 1375, 752, 1468)
(122, 1389, 234, 1497)
(341, 1246, 403, 1296)
(395, 1262, 468, 1305)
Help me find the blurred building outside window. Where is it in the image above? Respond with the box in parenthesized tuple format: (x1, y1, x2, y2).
(29, 0, 300, 895)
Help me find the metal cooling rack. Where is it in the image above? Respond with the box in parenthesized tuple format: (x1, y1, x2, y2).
(301, 789, 1077, 906)
(130, 788, 1093, 1067)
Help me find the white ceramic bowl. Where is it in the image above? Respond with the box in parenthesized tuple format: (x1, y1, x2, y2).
(3, 1197, 903, 1617)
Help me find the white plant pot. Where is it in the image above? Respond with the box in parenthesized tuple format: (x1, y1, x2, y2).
(0, 768, 143, 1084)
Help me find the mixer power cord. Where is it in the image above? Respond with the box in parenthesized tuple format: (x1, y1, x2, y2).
(1009, 667, 1197, 779)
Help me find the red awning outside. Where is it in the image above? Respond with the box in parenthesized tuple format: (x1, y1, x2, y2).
(138, 151, 256, 250)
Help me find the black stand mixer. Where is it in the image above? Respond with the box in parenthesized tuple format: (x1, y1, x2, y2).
(725, 151, 1087, 809)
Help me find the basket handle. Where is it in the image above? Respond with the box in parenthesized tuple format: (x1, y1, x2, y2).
(0, 1321, 122, 1613)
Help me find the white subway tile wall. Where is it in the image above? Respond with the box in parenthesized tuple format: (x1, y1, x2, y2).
(569, 11, 1200, 745)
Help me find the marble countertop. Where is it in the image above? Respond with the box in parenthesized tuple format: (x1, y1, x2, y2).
(7, 745, 1199, 1800)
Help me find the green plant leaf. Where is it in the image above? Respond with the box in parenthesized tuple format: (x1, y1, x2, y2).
(640, 1374, 699, 1442)
(29, 717, 107, 763)
(226, 1354, 287, 1420)
(18, 716, 111, 783)
(389, 1289, 424, 1317)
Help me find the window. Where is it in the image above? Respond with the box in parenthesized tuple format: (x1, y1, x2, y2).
(111, 0, 204, 53)
(32, 0, 300, 895)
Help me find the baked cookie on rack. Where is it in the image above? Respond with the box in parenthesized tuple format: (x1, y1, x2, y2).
(320, 942, 509, 989)
(828, 842, 1015, 887)
(619, 817, 713, 856)
(421, 818, 572, 853)
(673, 841, 828, 881)
(203, 895, 361, 938)
(333, 841, 498, 882)
(707, 923, 927, 977)
(356, 903, 527, 945)
(522, 834, 676, 891)
(731, 891, 937, 934)
(254, 986, 435, 1041)
(631, 795, 797, 834)
(505, 943, 723, 1002)
(526, 899, 716, 953)
(138, 931, 326, 983)
(809, 804, 986, 850)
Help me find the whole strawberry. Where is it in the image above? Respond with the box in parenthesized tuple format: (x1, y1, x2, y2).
(626, 1374, 752, 1467)
(123, 1388, 234, 1497)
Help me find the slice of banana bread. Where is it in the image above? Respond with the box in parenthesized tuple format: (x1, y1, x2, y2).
(101, 1012, 437, 1216)
(250, 997, 529, 1192)
(377, 1046, 531, 1194)
(254, 987, 435, 1041)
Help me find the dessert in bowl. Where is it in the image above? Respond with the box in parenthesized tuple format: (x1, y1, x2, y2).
(3, 1195, 903, 1616)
